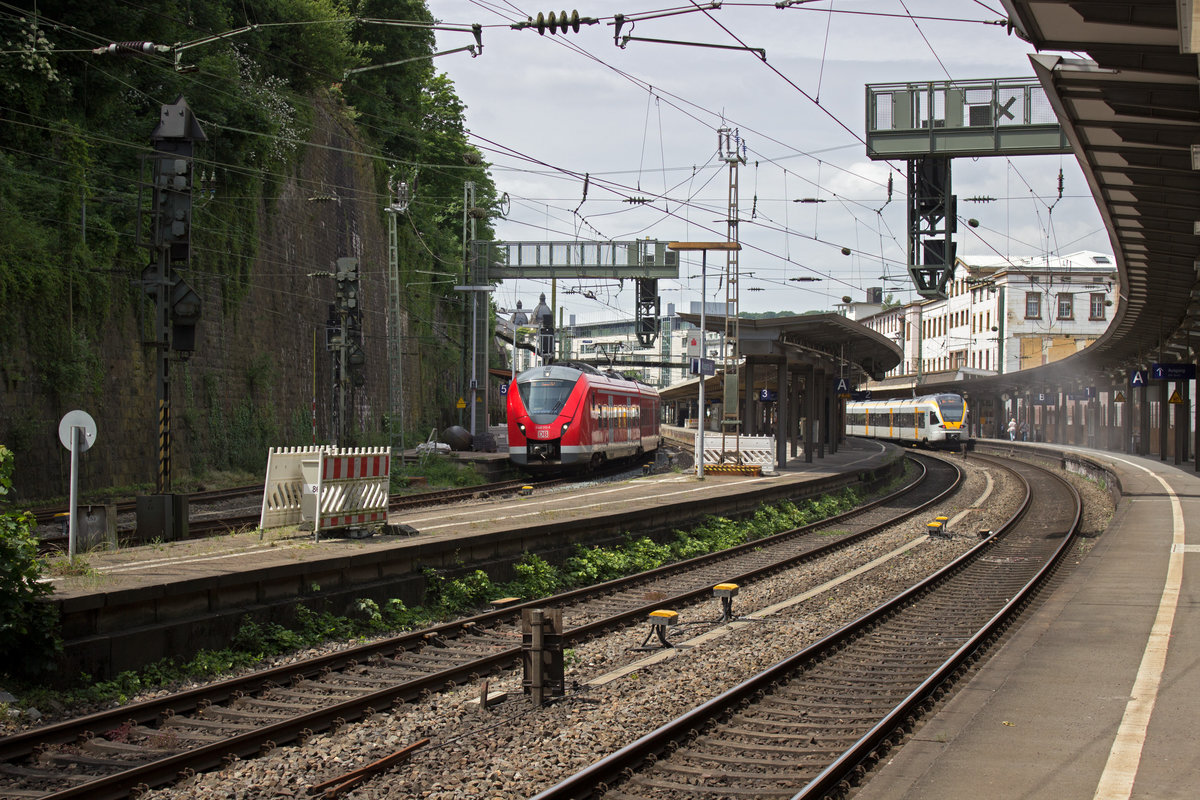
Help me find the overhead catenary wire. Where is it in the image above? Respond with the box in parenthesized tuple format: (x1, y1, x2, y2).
(6, 0, 1102, 325)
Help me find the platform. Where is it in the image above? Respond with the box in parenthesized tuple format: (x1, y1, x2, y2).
(42, 437, 902, 679)
(854, 440, 1200, 800)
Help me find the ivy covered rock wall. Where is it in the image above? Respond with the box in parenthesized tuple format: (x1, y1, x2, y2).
(0, 1, 495, 500)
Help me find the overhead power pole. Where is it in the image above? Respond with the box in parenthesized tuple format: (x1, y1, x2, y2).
(385, 179, 411, 455)
(719, 127, 746, 461)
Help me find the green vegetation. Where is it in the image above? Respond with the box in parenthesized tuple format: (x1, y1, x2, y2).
(391, 453, 490, 492)
(5, 485, 864, 706)
(0, 1, 498, 483)
(0, 446, 62, 680)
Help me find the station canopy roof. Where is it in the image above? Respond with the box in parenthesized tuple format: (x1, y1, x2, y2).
(913, 1, 1200, 398)
(677, 312, 901, 381)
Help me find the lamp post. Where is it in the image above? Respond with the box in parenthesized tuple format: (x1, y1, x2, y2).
(668, 241, 742, 479)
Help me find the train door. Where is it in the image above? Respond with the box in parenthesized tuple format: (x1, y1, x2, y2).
(585, 390, 598, 452)
(617, 395, 627, 444)
(628, 393, 638, 443)
(604, 393, 614, 443)
(600, 394, 609, 445)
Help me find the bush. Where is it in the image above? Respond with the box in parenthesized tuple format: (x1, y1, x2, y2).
(0, 445, 61, 679)
(502, 553, 562, 599)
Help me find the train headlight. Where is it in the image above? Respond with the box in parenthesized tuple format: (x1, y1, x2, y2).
(560, 422, 570, 436)
(517, 422, 526, 435)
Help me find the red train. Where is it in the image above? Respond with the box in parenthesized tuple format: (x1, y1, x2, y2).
(506, 362, 661, 471)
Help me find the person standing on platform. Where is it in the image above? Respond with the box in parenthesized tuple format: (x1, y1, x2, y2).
(1007, 418, 1017, 441)
(1020, 420, 1029, 441)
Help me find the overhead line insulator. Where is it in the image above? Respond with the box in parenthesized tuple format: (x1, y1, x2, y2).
(513, 10, 598, 35)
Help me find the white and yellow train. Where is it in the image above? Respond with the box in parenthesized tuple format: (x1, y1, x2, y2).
(844, 393, 969, 448)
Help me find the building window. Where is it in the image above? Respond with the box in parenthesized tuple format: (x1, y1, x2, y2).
(1025, 292, 1041, 319)
(1057, 293, 1074, 320)
(1090, 293, 1106, 320)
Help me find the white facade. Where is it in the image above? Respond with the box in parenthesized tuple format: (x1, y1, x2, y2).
(859, 251, 1118, 387)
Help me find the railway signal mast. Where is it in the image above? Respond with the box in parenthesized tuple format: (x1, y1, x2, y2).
(140, 97, 205, 494)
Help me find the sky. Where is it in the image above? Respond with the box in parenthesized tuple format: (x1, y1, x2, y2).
(429, 1, 1112, 326)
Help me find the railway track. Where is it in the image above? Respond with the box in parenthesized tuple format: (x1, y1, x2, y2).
(0, 453, 959, 800)
(32, 477, 568, 550)
(30, 485, 262, 528)
(531, 451, 1080, 800)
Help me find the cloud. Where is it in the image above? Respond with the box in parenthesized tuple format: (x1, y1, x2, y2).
(435, 2, 1109, 322)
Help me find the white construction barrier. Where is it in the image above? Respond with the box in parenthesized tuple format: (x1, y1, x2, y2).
(260, 446, 328, 529)
(259, 446, 391, 537)
(694, 433, 776, 475)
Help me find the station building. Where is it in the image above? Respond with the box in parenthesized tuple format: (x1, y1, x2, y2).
(851, 250, 1118, 390)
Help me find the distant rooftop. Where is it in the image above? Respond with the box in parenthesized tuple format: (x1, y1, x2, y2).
(960, 250, 1116, 272)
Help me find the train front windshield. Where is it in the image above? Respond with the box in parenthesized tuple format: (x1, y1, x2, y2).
(935, 395, 965, 423)
(518, 378, 575, 416)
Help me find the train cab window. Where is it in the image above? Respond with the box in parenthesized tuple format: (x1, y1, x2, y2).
(520, 379, 574, 415)
(935, 394, 965, 423)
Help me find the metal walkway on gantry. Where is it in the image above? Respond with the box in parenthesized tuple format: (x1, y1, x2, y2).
(864, 77, 1072, 300)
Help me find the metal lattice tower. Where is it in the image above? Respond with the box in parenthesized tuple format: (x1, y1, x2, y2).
(719, 127, 746, 460)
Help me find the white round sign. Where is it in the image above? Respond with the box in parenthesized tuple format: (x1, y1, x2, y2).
(58, 410, 97, 452)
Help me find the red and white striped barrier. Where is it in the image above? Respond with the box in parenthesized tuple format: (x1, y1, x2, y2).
(314, 448, 391, 536)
